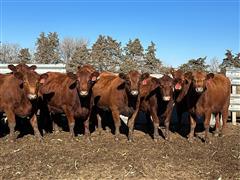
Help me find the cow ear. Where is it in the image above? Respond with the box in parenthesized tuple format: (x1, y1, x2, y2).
(29, 65, 37, 71)
(170, 68, 175, 77)
(184, 71, 193, 80)
(39, 73, 48, 84)
(206, 73, 214, 80)
(118, 73, 127, 80)
(91, 71, 100, 82)
(8, 64, 17, 72)
(67, 72, 77, 80)
(117, 82, 126, 90)
(77, 65, 82, 70)
(69, 81, 77, 89)
(14, 72, 23, 80)
(140, 73, 150, 81)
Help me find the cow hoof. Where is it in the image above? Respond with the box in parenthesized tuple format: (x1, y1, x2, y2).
(165, 136, 171, 142)
(53, 130, 60, 135)
(105, 127, 111, 133)
(114, 136, 119, 141)
(213, 132, 219, 137)
(204, 138, 211, 144)
(188, 137, 194, 143)
(128, 138, 134, 143)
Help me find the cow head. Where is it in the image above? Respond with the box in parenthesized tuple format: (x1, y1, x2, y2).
(119, 70, 146, 96)
(159, 75, 174, 101)
(67, 65, 99, 97)
(170, 69, 185, 91)
(8, 64, 48, 100)
(191, 71, 214, 93)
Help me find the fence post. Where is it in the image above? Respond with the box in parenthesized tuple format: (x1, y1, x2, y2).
(232, 85, 237, 125)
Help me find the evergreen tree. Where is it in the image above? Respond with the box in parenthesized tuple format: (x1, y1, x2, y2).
(123, 38, 145, 72)
(179, 57, 209, 72)
(120, 57, 139, 73)
(91, 35, 122, 72)
(17, 48, 31, 63)
(66, 45, 90, 72)
(34, 32, 61, 64)
(145, 41, 162, 73)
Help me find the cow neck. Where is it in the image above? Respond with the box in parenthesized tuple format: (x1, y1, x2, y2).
(187, 82, 205, 112)
(76, 88, 92, 109)
(127, 91, 139, 110)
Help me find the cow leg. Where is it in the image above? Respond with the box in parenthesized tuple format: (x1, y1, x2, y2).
(150, 110, 160, 142)
(214, 113, 220, 137)
(5, 109, 16, 142)
(164, 114, 171, 141)
(83, 116, 91, 141)
(188, 115, 196, 143)
(111, 107, 121, 141)
(96, 114, 103, 135)
(127, 110, 139, 142)
(204, 112, 211, 143)
(220, 107, 228, 137)
(29, 114, 42, 141)
(63, 108, 75, 139)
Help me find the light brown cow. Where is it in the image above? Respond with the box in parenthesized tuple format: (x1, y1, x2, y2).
(38, 65, 99, 139)
(92, 70, 143, 141)
(0, 64, 47, 141)
(176, 71, 231, 143)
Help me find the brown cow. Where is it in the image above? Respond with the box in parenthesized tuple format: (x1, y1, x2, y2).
(92, 70, 143, 141)
(0, 64, 48, 141)
(38, 64, 99, 138)
(140, 74, 174, 141)
(176, 71, 231, 143)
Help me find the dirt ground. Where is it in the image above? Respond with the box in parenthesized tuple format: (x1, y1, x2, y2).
(0, 120, 239, 180)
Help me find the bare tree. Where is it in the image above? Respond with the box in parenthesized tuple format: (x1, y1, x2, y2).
(60, 37, 88, 63)
(209, 57, 220, 73)
(0, 43, 21, 63)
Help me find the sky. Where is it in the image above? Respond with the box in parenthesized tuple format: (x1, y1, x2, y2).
(0, 0, 239, 67)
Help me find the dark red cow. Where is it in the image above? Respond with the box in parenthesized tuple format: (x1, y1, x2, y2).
(0, 64, 47, 141)
(140, 74, 174, 141)
(176, 71, 231, 143)
(92, 70, 143, 141)
(38, 64, 99, 138)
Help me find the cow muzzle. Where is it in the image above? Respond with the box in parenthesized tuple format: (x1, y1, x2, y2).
(80, 91, 88, 96)
(28, 94, 37, 100)
(131, 90, 139, 96)
(175, 83, 182, 90)
(195, 87, 204, 93)
(163, 96, 171, 101)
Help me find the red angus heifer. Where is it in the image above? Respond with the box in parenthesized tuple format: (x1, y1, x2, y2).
(140, 74, 174, 141)
(39, 65, 99, 138)
(92, 70, 143, 141)
(0, 64, 48, 141)
(176, 71, 231, 143)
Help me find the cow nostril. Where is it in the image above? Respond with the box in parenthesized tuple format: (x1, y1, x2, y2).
(80, 91, 88, 96)
(195, 87, 204, 93)
(28, 94, 37, 100)
(131, 90, 138, 96)
(163, 96, 171, 101)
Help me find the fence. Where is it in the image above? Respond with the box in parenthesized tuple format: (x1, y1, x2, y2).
(0, 64, 239, 125)
(0, 64, 66, 74)
(226, 67, 240, 125)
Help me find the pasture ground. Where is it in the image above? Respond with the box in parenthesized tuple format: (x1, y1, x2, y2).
(0, 122, 239, 180)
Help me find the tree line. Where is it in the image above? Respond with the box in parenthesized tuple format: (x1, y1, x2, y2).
(0, 32, 239, 73)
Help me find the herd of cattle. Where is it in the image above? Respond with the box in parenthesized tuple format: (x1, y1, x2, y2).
(0, 63, 231, 143)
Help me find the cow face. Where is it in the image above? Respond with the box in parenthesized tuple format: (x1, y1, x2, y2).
(68, 66, 99, 97)
(171, 69, 184, 91)
(8, 64, 48, 100)
(119, 70, 143, 96)
(192, 71, 214, 93)
(159, 75, 174, 101)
